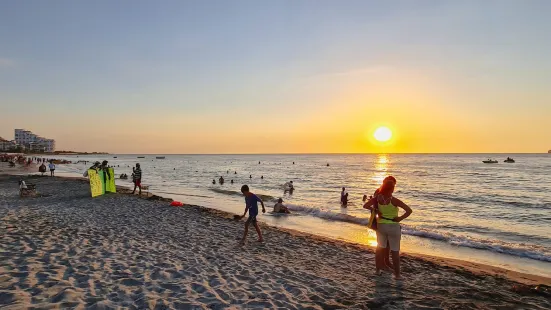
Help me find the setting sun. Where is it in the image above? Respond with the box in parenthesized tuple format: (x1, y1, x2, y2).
(374, 127, 392, 142)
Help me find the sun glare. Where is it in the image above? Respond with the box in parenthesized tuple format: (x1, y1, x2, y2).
(374, 127, 392, 142)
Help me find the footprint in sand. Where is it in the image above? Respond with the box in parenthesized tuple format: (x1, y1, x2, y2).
(119, 278, 143, 286)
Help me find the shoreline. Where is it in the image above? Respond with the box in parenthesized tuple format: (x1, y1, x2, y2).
(2, 166, 550, 287)
(1, 173, 550, 308)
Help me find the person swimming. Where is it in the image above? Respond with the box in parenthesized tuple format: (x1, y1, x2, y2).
(212, 179, 216, 185)
(219, 176, 224, 184)
(231, 179, 234, 184)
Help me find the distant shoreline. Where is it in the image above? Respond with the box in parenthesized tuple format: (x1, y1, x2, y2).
(28, 151, 110, 156)
(48, 152, 550, 156)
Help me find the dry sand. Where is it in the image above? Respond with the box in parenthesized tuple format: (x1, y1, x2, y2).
(1, 173, 550, 309)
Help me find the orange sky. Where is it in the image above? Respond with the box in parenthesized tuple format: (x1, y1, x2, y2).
(1, 2, 550, 153)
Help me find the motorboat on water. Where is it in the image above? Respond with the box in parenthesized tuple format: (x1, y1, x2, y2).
(156, 156, 166, 159)
(504, 157, 515, 163)
(482, 159, 498, 164)
(137, 156, 145, 158)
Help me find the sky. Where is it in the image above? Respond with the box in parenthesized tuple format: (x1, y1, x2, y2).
(1, 0, 550, 153)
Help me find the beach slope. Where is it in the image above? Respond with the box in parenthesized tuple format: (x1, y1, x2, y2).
(1, 175, 549, 309)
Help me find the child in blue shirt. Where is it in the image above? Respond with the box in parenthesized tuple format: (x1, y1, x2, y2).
(239, 185, 266, 244)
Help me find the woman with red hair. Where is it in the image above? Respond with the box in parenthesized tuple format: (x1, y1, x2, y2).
(364, 176, 412, 279)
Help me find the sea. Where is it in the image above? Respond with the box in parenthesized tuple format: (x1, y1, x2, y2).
(50, 153, 551, 277)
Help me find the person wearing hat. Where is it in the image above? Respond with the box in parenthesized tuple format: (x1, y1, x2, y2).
(132, 163, 142, 195)
(273, 198, 290, 214)
(100, 160, 112, 181)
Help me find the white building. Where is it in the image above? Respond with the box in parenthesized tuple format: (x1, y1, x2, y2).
(14, 129, 56, 152)
(0, 137, 17, 151)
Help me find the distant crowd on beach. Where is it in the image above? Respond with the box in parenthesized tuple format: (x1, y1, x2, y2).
(1, 155, 69, 177)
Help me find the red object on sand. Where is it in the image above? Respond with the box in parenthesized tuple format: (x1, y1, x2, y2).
(170, 201, 183, 207)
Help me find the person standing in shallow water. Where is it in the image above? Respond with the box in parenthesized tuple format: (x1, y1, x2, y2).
(363, 176, 412, 279)
(340, 187, 348, 206)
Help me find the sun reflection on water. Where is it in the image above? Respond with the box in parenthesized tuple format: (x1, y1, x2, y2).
(372, 154, 390, 183)
(347, 228, 379, 248)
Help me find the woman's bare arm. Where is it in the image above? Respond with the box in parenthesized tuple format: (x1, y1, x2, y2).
(363, 197, 376, 211)
(392, 197, 412, 222)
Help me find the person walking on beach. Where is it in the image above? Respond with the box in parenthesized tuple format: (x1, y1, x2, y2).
(239, 185, 266, 245)
(363, 176, 412, 279)
(48, 161, 56, 177)
(132, 163, 142, 195)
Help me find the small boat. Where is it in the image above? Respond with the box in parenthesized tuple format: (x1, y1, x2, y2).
(113, 156, 118, 158)
(504, 157, 515, 163)
(156, 156, 166, 159)
(137, 156, 145, 158)
(482, 159, 498, 164)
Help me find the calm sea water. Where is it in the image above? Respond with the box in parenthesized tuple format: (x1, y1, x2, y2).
(54, 154, 551, 277)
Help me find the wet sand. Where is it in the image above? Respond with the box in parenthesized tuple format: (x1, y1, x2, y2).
(1, 172, 550, 309)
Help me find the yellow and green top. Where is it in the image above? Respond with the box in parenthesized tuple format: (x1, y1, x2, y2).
(377, 197, 398, 224)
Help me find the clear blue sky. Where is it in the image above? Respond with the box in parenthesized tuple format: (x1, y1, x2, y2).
(1, 1, 550, 153)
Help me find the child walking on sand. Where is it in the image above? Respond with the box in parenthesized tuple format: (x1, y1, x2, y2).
(240, 185, 266, 244)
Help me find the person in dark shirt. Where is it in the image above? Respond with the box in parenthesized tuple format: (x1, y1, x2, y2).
(132, 163, 142, 195)
(239, 185, 266, 245)
(100, 160, 111, 180)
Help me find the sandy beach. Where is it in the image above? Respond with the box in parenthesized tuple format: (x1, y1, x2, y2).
(1, 172, 550, 309)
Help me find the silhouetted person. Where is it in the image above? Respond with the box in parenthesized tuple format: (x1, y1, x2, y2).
(341, 187, 348, 206)
(132, 163, 142, 195)
(48, 161, 56, 177)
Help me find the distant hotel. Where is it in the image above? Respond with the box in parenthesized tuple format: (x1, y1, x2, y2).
(13, 129, 56, 152)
